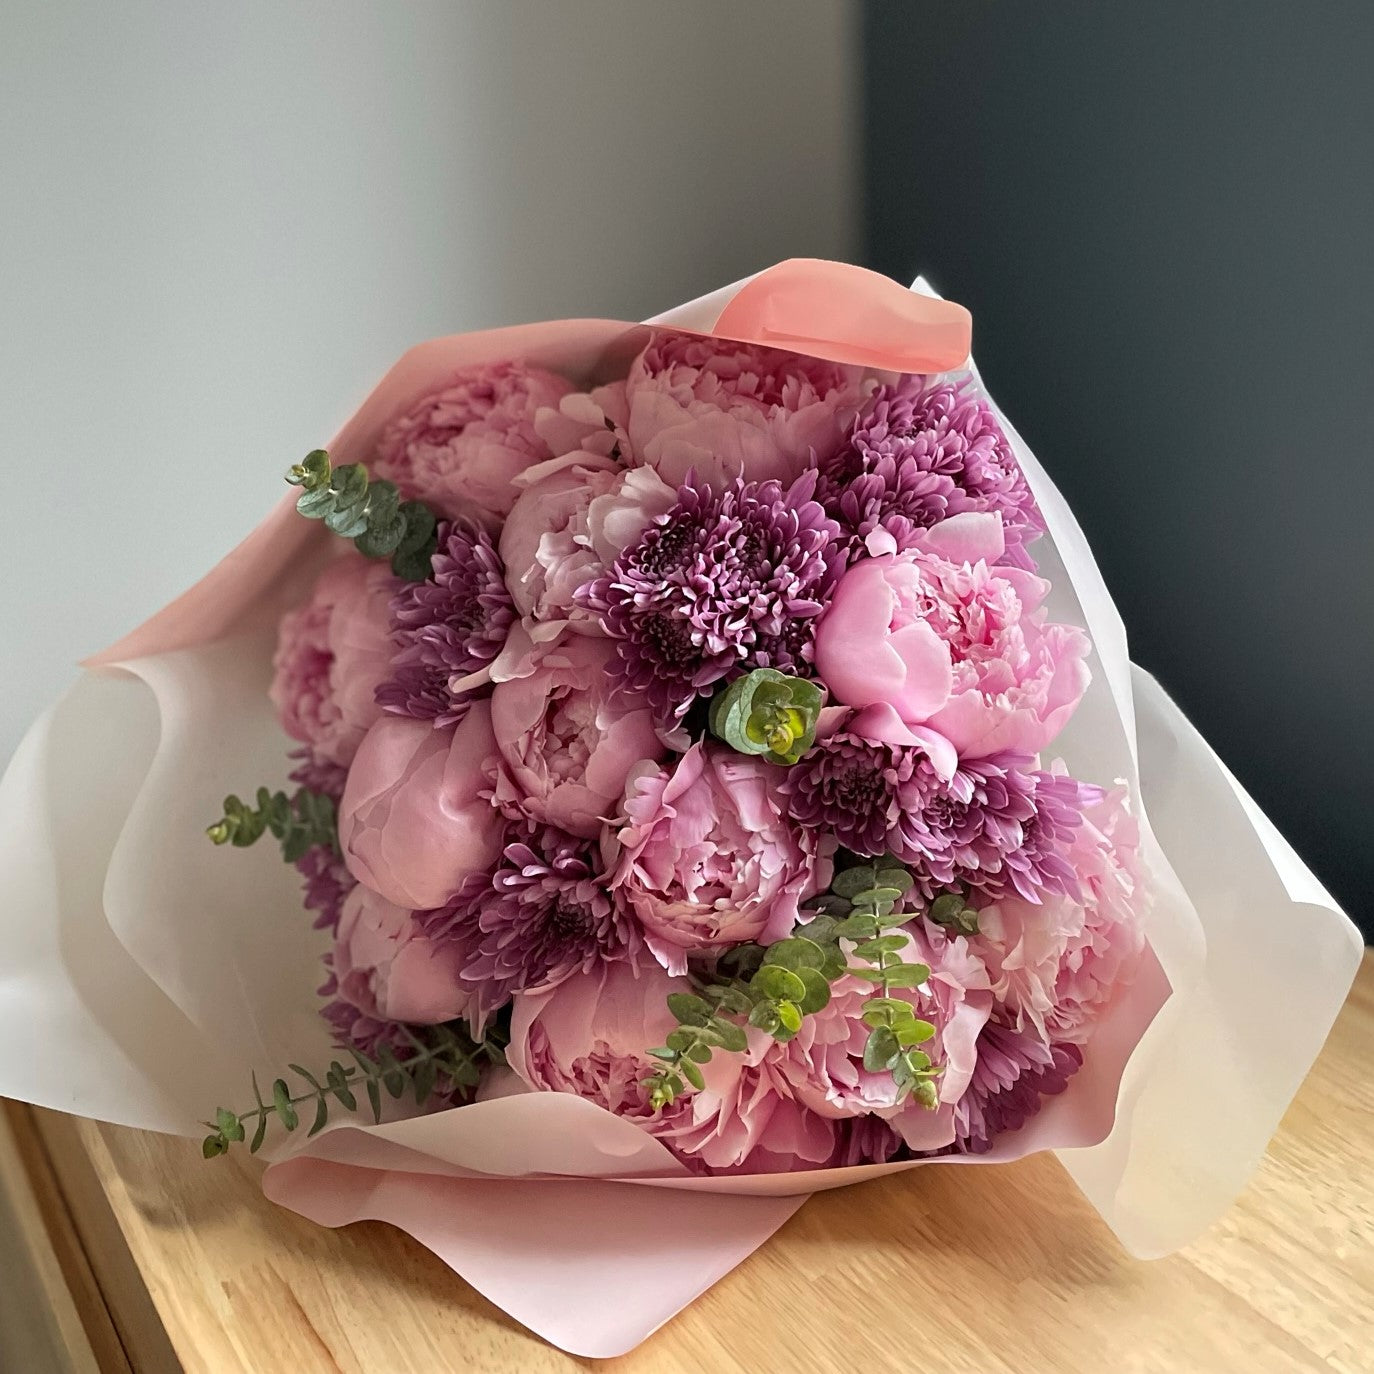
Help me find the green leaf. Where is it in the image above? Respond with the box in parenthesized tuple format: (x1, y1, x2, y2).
(775, 1000, 803, 1034)
(679, 1058, 706, 1091)
(411, 1057, 438, 1106)
(215, 1107, 246, 1143)
(666, 992, 713, 1027)
(271, 1079, 299, 1132)
(763, 937, 826, 971)
(685, 1042, 714, 1064)
(863, 1026, 900, 1073)
(707, 668, 823, 765)
(751, 965, 807, 1003)
(665, 1028, 698, 1054)
(852, 935, 911, 960)
(796, 967, 832, 1015)
(202, 1134, 227, 1159)
(249, 1114, 268, 1154)
(295, 486, 335, 517)
(712, 1018, 749, 1054)
(748, 1001, 780, 1033)
(307, 1096, 329, 1137)
(879, 963, 931, 989)
(832, 865, 881, 901)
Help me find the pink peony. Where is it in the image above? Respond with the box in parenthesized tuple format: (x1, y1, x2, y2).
(620, 333, 868, 488)
(499, 456, 677, 631)
(776, 921, 992, 1152)
(532, 383, 630, 463)
(337, 705, 505, 911)
(269, 553, 398, 768)
(490, 635, 664, 839)
(506, 958, 742, 1136)
(331, 884, 475, 1025)
(974, 786, 1149, 1045)
(372, 362, 574, 524)
(813, 512, 1091, 757)
(654, 1045, 841, 1174)
(614, 743, 834, 973)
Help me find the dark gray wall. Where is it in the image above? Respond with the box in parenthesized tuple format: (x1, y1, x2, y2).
(863, 1, 1373, 934)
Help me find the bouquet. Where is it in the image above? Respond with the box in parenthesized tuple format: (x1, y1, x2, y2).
(0, 260, 1359, 1357)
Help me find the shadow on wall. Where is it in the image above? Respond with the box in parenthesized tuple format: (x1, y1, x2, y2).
(0, 0, 857, 769)
(862, 0, 1374, 934)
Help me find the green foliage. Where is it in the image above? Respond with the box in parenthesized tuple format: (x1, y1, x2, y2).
(927, 890, 981, 936)
(642, 856, 951, 1113)
(205, 786, 338, 864)
(708, 669, 825, 766)
(201, 1021, 503, 1159)
(819, 856, 941, 1105)
(286, 448, 438, 580)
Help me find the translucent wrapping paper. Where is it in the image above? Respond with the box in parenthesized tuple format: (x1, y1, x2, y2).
(0, 262, 1359, 1356)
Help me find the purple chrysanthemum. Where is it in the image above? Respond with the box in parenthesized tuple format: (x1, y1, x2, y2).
(424, 825, 641, 1024)
(295, 844, 355, 933)
(835, 1114, 908, 1166)
(285, 748, 355, 931)
(782, 734, 1086, 903)
(287, 746, 350, 799)
(950, 1018, 1083, 1154)
(580, 472, 843, 721)
(375, 519, 515, 726)
(815, 375, 1044, 566)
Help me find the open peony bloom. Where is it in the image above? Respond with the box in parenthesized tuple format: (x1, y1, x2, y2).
(372, 361, 574, 524)
(654, 1046, 842, 1174)
(974, 785, 1149, 1045)
(330, 884, 475, 1026)
(813, 512, 1091, 757)
(621, 333, 868, 488)
(507, 958, 742, 1136)
(337, 706, 505, 911)
(269, 553, 398, 768)
(614, 743, 834, 973)
(490, 635, 664, 839)
(777, 921, 992, 1153)
(499, 456, 677, 632)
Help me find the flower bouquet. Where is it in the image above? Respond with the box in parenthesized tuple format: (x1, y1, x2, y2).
(0, 260, 1360, 1357)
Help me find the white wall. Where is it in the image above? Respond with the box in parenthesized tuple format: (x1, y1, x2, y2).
(0, 1, 857, 762)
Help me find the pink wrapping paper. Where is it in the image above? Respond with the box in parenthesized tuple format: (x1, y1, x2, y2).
(0, 259, 1359, 1356)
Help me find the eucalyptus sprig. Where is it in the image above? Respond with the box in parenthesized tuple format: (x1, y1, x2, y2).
(206, 786, 338, 864)
(643, 856, 945, 1112)
(201, 1021, 501, 1158)
(825, 859, 940, 1108)
(641, 933, 847, 1109)
(708, 669, 824, 765)
(286, 448, 438, 581)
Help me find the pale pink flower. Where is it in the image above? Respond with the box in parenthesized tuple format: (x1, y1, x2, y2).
(506, 958, 742, 1137)
(814, 512, 1091, 757)
(777, 920, 993, 1153)
(531, 383, 630, 463)
(373, 362, 574, 523)
(331, 885, 475, 1025)
(621, 333, 868, 488)
(269, 553, 397, 768)
(499, 456, 677, 632)
(974, 785, 1149, 1045)
(655, 1045, 841, 1174)
(614, 743, 834, 973)
(489, 635, 664, 839)
(337, 705, 505, 910)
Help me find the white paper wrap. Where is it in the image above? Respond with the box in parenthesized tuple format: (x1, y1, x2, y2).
(0, 271, 1360, 1353)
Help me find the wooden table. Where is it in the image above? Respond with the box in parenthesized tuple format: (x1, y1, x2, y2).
(7, 954, 1373, 1374)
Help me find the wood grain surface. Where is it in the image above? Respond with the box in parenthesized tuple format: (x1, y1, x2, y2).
(23, 954, 1374, 1374)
